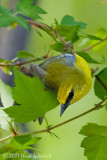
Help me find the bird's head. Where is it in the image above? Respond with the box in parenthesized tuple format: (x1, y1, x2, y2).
(57, 71, 91, 116)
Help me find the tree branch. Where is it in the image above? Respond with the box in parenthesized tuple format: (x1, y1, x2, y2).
(0, 97, 106, 143)
(82, 36, 107, 52)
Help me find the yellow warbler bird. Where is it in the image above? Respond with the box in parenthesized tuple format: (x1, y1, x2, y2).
(29, 53, 92, 116)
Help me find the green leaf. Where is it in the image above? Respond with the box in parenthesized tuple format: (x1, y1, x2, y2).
(95, 28, 107, 39)
(101, 56, 107, 65)
(79, 28, 107, 49)
(50, 42, 65, 52)
(95, 66, 107, 86)
(94, 66, 107, 99)
(84, 34, 102, 40)
(56, 15, 83, 42)
(54, 18, 59, 26)
(1, 66, 13, 75)
(17, 0, 47, 20)
(0, 149, 5, 155)
(93, 65, 107, 77)
(35, 29, 43, 37)
(61, 15, 87, 29)
(80, 123, 107, 136)
(0, 58, 13, 75)
(94, 78, 106, 100)
(77, 52, 101, 64)
(82, 136, 107, 160)
(80, 123, 107, 160)
(0, 58, 11, 63)
(0, 80, 14, 108)
(105, 100, 107, 110)
(0, 80, 13, 130)
(4, 69, 58, 123)
(9, 135, 41, 151)
(88, 28, 107, 50)
(0, 109, 12, 131)
(0, 5, 29, 30)
(17, 50, 35, 58)
(56, 25, 80, 42)
(13, 16, 30, 30)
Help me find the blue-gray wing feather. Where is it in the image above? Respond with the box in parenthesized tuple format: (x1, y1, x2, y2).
(40, 53, 76, 70)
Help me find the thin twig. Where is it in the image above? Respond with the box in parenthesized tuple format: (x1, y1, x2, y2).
(0, 135, 13, 143)
(53, 30, 66, 43)
(82, 37, 107, 52)
(0, 98, 106, 143)
(0, 57, 45, 67)
(27, 20, 51, 30)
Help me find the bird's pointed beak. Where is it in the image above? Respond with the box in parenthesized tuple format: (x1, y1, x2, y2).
(60, 103, 69, 117)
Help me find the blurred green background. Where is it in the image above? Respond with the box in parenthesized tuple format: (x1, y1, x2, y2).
(0, 0, 107, 159)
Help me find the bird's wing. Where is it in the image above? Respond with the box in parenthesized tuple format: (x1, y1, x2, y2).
(40, 53, 76, 70)
(30, 63, 47, 81)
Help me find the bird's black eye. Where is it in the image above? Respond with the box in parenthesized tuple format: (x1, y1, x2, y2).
(66, 90, 74, 104)
(69, 90, 74, 97)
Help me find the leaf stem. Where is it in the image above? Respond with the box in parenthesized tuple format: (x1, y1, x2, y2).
(0, 98, 106, 143)
(82, 36, 107, 52)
